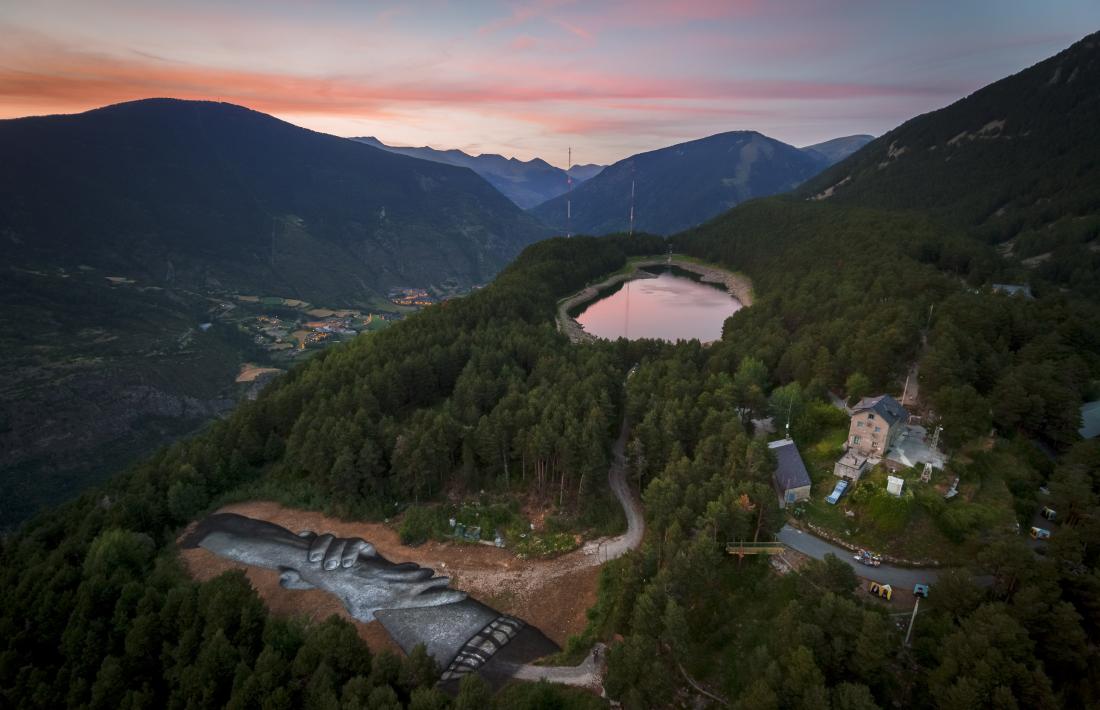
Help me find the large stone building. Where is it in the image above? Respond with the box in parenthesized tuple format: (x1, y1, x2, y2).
(846, 394, 907, 458)
(769, 438, 811, 508)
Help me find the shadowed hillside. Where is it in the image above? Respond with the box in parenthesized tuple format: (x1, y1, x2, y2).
(530, 130, 832, 235)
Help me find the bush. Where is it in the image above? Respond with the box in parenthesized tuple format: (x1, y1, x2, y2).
(936, 503, 998, 543)
(398, 506, 448, 545)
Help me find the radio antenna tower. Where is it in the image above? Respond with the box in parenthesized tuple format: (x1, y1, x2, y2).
(566, 146, 573, 238)
(628, 162, 636, 236)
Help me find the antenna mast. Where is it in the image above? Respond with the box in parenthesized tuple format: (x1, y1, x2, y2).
(629, 162, 635, 236)
(566, 146, 573, 238)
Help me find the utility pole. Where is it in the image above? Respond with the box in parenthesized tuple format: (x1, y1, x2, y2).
(904, 597, 921, 646)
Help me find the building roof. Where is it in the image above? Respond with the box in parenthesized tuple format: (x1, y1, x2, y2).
(992, 283, 1034, 299)
(1081, 401, 1100, 440)
(837, 450, 868, 469)
(852, 394, 907, 427)
(768, 438, 811, 491)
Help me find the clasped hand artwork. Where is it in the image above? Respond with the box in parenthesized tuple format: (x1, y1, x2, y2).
(183, 513, 557, 683)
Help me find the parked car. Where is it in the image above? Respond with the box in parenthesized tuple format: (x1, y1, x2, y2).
(825, 479, 849, 505)
(854, 549, 882, 567)
(1030, 526, 1051, 540)
(869, 581, 893, 600)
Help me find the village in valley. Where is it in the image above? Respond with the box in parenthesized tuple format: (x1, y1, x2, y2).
(92, 266, 455, 387)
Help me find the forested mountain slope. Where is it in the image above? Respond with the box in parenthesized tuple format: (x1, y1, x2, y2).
(0, 99, 550, 529)
(4, 35, 1100, 710)
(1, 99, 549, 303)
(530, 131, 830, 235)
(354, 137, 602, 209)
(800, 31, 1100, 294)
(0, 233, 667, 708)
(5, 193, 1098, 707)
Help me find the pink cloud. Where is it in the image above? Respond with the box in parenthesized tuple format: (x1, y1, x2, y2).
(478, 0, 580, 35)
(510, 34, 539, 50)
(551, 18, 593, 42)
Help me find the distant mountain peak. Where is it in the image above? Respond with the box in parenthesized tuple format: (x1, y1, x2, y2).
(530, 130, 834, 235)
(799, 134, 875, 166)
(350, 137, 603, 208)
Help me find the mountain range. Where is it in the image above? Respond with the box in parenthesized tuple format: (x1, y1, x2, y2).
(0, 98, 550, 526)
(530, 131, 871, 235)
(353, 136, 604, 209)
(1, 99, 550, 304)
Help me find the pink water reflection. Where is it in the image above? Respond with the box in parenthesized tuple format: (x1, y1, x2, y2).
(574, 270, 742, 343)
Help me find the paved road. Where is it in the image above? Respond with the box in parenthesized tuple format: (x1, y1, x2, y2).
(778, 525, 938, 588)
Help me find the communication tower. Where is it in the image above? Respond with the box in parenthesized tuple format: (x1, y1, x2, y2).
(566, 147, 573, 238)
(629, 163, 636, 236)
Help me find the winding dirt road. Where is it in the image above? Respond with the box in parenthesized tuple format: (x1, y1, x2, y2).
(595, 414, 644, 563)
(505, 411, 642, 690)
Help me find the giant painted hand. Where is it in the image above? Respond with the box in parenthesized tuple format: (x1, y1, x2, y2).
(182, 513, 466, 622)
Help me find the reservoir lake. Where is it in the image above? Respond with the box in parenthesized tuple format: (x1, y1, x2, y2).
(573, 267, 742, 342)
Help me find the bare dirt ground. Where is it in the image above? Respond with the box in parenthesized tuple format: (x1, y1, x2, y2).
(180, 411, 642, 696)
(235, 364, 284, 383)
(180, 500, 603, 653)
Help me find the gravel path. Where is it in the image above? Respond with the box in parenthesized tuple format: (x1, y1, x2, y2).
(592, 414, 644, 563)
(501, 643, 607, 690)
(508, 411, 643, 691)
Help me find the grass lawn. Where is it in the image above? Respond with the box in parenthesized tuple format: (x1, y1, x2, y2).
(789, 425, 1017, 565)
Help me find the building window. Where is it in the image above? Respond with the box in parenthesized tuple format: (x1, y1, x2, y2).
(853, 435, 861, 445)
(868, 413, 875, 420)
(874, 426, 881, 432)
(857, 421, 864, 428)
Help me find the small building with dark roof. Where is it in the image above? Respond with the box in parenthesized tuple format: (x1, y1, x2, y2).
(769, 438, 811, 508)
(992, 283, 1034, 299)
(847, 394, 908, 459)
(1081, 401, 1100, 440)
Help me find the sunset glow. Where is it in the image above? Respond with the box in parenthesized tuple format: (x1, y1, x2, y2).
(2, 0, 1097, 165)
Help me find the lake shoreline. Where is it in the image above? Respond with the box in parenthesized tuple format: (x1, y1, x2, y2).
(556, 256, 754, 344)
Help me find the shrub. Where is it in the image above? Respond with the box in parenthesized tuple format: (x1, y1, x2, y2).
(398, 506, 448, 545)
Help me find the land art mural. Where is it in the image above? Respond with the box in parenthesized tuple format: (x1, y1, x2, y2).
(182, 513, 558, 683)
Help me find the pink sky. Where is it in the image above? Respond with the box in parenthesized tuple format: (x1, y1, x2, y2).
(1, 1, 1096, 166)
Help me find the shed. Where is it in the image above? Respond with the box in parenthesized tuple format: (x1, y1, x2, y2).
(769, 438, 811, 508)
(834, 450, 869, 481)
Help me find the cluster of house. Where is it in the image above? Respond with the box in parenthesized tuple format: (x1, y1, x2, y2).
(389, 287, 435, 307)
(304, 317, 358, 336)
(771, 394, 910, 508)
